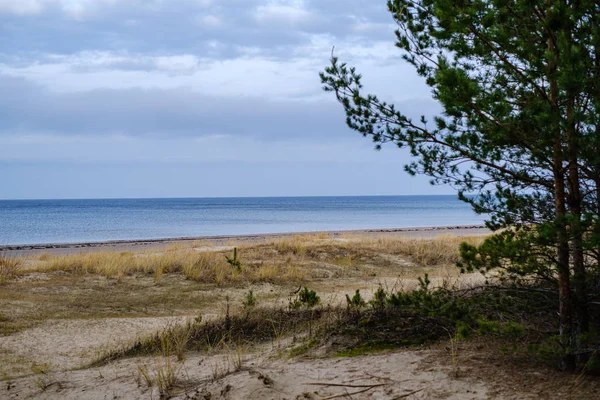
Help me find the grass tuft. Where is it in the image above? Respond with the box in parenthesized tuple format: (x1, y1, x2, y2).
(0, 253, 21, 284)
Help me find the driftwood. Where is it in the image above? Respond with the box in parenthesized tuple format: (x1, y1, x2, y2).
(305, 381, 423, 400)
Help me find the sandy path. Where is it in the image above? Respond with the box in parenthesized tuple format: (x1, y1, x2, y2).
(2, 349, 492, 400)
(0, 316, 190, 373)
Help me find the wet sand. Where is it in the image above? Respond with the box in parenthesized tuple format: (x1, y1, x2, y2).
(0, 225, 489, 256)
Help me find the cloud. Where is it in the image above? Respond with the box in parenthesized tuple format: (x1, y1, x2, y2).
(254, 1, 312, 26)
(0, 0, 118, 18)
(0, 0, 397, 58)
(0, 33, 424, 99)
(195, 14, 222, 29)
(0, 73, 345, 139)
(0, 0, 457, 199)
(0, 69, 438, 142)
(0, 0, 44, 15)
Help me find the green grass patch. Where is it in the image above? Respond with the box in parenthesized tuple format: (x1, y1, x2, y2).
(334, 340, 406, 357)
(289, 338, 320, 358)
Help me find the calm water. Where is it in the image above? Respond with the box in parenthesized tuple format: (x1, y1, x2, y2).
(0, 196, 485, 245)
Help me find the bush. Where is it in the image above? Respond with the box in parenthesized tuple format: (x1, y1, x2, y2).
(291, 287, 320, 309)
(370, 286, 388, 310)
(346, 290, 366, 308)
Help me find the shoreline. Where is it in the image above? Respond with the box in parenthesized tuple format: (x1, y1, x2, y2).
(0, 225, 489, 256)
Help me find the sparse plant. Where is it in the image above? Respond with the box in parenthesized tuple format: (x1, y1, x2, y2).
(345, 289, 366, 308)
(476, 319, 500, 336)
(137, 364, 153, 388)
(155, 357, 179, 398)
(153, 264, 164, 282)
(417, 273, 431, 292)
(133, 332, 184, 397)
(370, 286, 388, 310)
(448, 333, 459, 371)
(225, 295, 231, 332)
(0, 254, 21, 284)
(211, 361, 230, 381)
(224, 342, 245, 372)
(242, 290, 257, 310)
(35, 376, 55, 392)
(290, 287, 320, 309)
(171, 321, 192, 361)
(225, 247, 242, 271)
(32, 363, 58, 392)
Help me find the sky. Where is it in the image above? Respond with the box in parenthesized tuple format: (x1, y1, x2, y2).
(0, 0, 447, 199)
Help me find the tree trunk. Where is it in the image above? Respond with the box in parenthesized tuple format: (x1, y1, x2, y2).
(567, 101, 589, 364)
(565, 72, 588, 339)
(548, 16, 575, 371)
(555, 160, 575, 371)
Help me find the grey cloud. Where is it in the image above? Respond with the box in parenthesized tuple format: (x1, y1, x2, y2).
(0, 74, 439, 140)
(0, 74, 344, 138)
(0, 1, 397, 61)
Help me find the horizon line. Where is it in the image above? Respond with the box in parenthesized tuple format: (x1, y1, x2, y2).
(0, 193, 459, 201)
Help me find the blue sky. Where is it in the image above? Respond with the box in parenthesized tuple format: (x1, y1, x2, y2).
(0, 0, 446, 199)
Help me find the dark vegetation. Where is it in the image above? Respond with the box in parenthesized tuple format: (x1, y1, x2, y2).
(95, 279, 598, 374)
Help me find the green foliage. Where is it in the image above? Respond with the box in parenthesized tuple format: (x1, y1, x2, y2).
(456, 321, 471, 339)
(417, 273, 431, 292)
(458, 228, 557, 284)
(225, 247, 241, 271)
(288, 338, 319, 358)
(370, 286, 388, 310)
(476, 319, 524, 339)
(242, 290, 257, 310)
(335, 340, 405, 357)
(476, 319, 500, 335)
(502, 322, 525, 339)
(290, 287, 320, 309)
(528, 336, 566, 361)
(345, 289, 366, 308)
(364, 277, 534, 343)
(583, 355, 600, 374)
(387, 275, 472, 324)
(321, 0, 600, 368)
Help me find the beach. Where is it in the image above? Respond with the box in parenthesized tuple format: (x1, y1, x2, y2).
(0, 224, 489, 256)
(2, 225, 596, 399)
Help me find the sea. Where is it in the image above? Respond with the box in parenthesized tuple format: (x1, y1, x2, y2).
(0, 196, 486, 246)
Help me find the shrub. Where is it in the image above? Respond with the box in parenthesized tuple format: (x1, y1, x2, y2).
(291, 287, 320, 309)
(346, 290, 366, 308)
(369, 286, 388, 310)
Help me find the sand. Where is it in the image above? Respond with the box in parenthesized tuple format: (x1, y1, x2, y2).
(1, 347, 492, 400)
(0, 225, 490, 257)
(3, 226, 596, 399)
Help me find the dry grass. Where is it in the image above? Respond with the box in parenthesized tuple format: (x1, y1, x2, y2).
(6, 233, 600, 399)
(0, 254, 21, 284)
(93, 306, 341, 366)
(0, 234, 486, 342)
(12, 234, 483, 286)
(25, 248, 305, 285)
(135, 326, 187, 398)
(345, 234, 481, 266)
(0, 233, 486, 367)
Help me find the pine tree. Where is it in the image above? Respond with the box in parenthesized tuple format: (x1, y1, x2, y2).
(321, 0, 600, 371)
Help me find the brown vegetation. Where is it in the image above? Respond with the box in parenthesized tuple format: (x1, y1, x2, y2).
(5, 233, 597, 399)
(10, 234, 485, 284)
